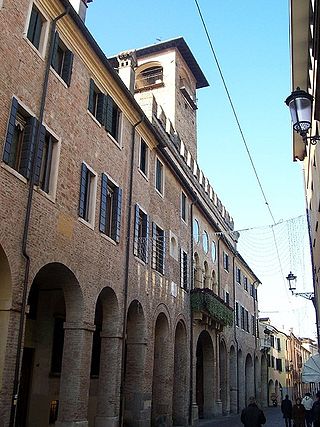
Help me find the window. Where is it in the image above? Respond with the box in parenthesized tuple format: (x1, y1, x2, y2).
(3, 98, 37, 179)
(245, 309, 249, 332)
(240, 306, 245, 329)
(276, 358, 283, 372)
(277, 338, 281, 351)
(99, 174, 122, 242)
(243, 276, 248, 291)
(223, 251, 229, 272)
(51, 32, 73, 86)
(181, 191, 187, 222)
(106, 94, 121, 142)
(27, 4, 46, 51)
(135, 65, 163, 90)
(152, 222, 165, 274)
(133, 205, 149, 262)
(88, 79, 105, 125)
(155, 157, 164, 194)
(193, 218, 200, 243)
(236, 267, 241, 284)
(211, 241, 216, 262)
(78, 163, 96, 224)
(225, 291, 230, 306)
(250, 283, 254, 297)
(139, 138, 148, 176)
(251, 315, 256, 336)
(235, 302, 239, 326)
(34, 126, 58, 194)
(270, 335, 275, 348)
(180, 249, 188, 290)
(271, 356, 275, 368)
(202, 231, 209, 253)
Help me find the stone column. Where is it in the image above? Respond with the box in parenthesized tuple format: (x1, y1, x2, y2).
(214, 331, 222, 416)
(95, 333, 122, 427)
(56, 321, 95, 427)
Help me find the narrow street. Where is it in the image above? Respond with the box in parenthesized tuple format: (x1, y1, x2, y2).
(196, 407, 285, 426)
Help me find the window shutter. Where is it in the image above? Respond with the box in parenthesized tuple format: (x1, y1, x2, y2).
(161, 231, 166, 274)
(112, 187, 122, 243)
(99, 173, 108, 233)
(105, 94, 114, 134)
(62, 49, 74, 86)
(151, 222, 157, 269)
(79, 163, 88, 218)
(88, 79, 95, 114)
(19, 116, 37, 179)
(144, 214, 149, 263)
(133, 204, 140, 256)
(3, 97, 19, 164)
(51, 31, 60, 69)
(96, 93, 106, 125)
(34, 124, 46, 185)
(180, 249, 183, 288)
(27, 7, 38, 42)
(185, 252, 189, 290)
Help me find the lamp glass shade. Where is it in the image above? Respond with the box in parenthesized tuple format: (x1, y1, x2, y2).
(285, 89, 313, 136)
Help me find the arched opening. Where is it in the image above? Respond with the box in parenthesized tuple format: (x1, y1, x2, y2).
(172, 321, 188, 426)
(238, 349, 245, 410)
(254, 356, 260, 404)
(261, 354, 268, 406)
(203, 261, 209, 288)
(220, 340, 228, 414)
(135, 62, 163, 91)
(211, 270, 217, 293)
(229, 345, 237, 413)
(196, 330, 214, 419)
(193, 253, 201, 288)
(91, 287, 120, 426)
(151, 312, 171, 426)
(16, 262, 84, 427)
(268, 379, 274, 406)
(0, 244, 12, 394)
(124, 300, 146, 427)
(245, 354, 254, 404)
(275, 380, 279, 406)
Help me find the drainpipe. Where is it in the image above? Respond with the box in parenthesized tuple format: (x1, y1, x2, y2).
(9, 8, 70, 427)
(119, 117, 144, 427)
(232, 254, 240, 413)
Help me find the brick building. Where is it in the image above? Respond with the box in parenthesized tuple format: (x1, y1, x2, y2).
(0, 0, 263, 426)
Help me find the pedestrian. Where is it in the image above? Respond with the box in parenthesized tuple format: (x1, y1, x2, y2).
(281, 394, 293, 427)
(292, 397, 305, 427)
(312, 391, 320, 427)
(301, 392, 313, 427)
(241, 396, 266, 427)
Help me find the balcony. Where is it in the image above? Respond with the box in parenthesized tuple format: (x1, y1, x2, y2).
(260, 337, 271, 351)
(190, 288, 233, 328)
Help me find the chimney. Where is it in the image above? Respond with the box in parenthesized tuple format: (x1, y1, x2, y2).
(69, 0, 93, 22)
(117, 50, 137, 94)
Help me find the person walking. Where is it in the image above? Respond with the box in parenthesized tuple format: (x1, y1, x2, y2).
(301, 392, 313, 427)
(241, 396, 266, 427)
(292, 397, 305, 427)
(312, 391, 320, 427)
(281, 395, 293, 427)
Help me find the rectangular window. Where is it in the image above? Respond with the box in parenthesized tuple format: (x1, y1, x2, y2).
(250, 283, 254, 297)
(3, 98, 37, 179)
(181, 191, 187, 222)
(155, 157, 164, 194)
(270, 335, 275, 348)
(245, 309, 249, 332)
(27, 4, 46, 51)
(225, 291, 230, 306)
(51, 32, 73, 86)
(277, 338, 281, 351)
(99, 174, 122, 242)
(180, 249, 188, 290)
(88, 79, 106, 125)
(241, 306, 245, 329)
(133, 205, 149, 263)
(235, 302, 239, 326)
(251, 315, 256, 336)
(106, 94, 121, 142)
(34, 126, 57, 194)
(223, 252, 229, 272)
(78, 163, 96, 224)
(139, 138, 148, 176)
(271, 356, 275, 368)
(152, 222, 165, 274)
(236, 267, 241, 283)
(276, 358, 283, 372)
(243, 276, 248, 291)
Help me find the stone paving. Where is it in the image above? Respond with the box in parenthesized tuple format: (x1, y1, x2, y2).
(196, 406, 286, 426)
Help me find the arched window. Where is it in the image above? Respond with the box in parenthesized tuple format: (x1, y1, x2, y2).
(135, 62, 163, 90)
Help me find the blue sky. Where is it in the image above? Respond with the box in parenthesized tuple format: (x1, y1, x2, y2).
(86, 1, 315, 338)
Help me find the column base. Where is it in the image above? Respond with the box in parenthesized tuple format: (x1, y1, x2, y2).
(213, 400, 222, 416)
(56, 421, 88, 427)
(94, 416, 119, 427)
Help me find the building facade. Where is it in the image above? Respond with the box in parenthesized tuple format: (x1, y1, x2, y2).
(0, 0, 263, 426)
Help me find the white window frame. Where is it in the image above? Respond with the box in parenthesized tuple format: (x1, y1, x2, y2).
(155, 156, 164, 196)
(138, 136, 149, 178)
(78, 161, 97, 229)
(24, 1, 50, 59)
(181, 190, 187, 223)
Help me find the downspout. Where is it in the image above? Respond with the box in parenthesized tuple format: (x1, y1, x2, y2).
(119, 116, 144, 427)
(232, 254, 240, 413)
(189, 193, 197, 425)
(9, 7, 70, 427)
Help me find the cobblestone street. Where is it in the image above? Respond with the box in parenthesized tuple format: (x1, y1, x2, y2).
(196, 407, 285, 426)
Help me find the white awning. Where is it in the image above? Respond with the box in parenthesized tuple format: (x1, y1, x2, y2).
(302, 354, 320, 383)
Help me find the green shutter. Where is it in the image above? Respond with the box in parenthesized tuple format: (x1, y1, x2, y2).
(161, 230, 165, 274)
(105, 94, 114, 134)
(3, 97, 19, 164)
(99, 173, 108, 233)
(51, 31, 59, 69)
(112, 187, 122, 243)
(19, 116, 37, 179)
(133, 204, 140, 256)
(96, 93, 106, 125)
(144, 214, 149, 263)
(62, 49, 74, 86)
(151, 222, 157, 269)
(34, 124, 46, 185)
(88, 79, 95, 114)
(79, 163, 88, 218)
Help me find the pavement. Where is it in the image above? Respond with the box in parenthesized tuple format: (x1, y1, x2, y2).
(195, 406, 285, 426)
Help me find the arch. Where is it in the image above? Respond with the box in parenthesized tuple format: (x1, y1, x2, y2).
(203, 261, 209, 288)
(245, 354, 254, 404)
(254, 355, 261, 405)
(196, 330, 214, 419)
(238, 349, 245, 410)
(268, 379, 274, 406)
(229, 345, 237, 413)
(0, 244, 12, 392)
(172, 320, 188, 426)
(151, 312, 171, 426)
(220, 340, 228, 414)
(261, 354, 268, 407)
(211, 270, 217, 293)
(92, 287, 121, 424)
(194, 252, 201, 288)
(124, 300, 147, 426)
(16, 262, 83, 426)
(135, 61, 163, 90)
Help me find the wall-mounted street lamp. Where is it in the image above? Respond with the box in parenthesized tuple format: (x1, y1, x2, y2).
(286, 271, 314, 301)
(285, 88, 320, 144)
